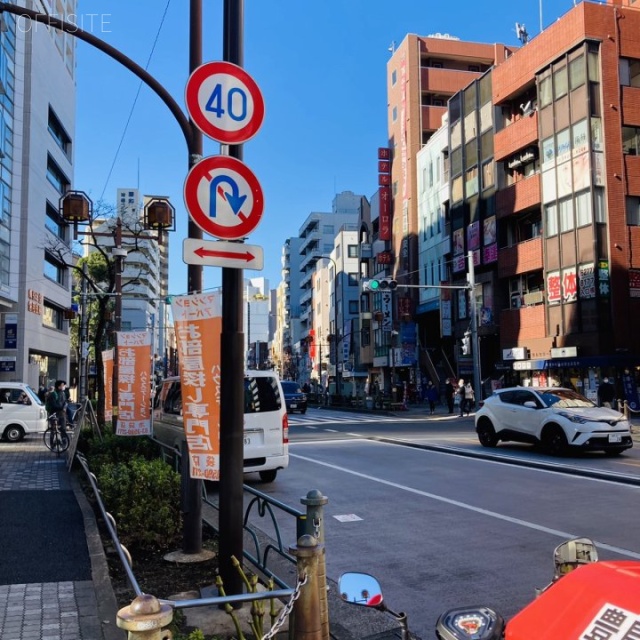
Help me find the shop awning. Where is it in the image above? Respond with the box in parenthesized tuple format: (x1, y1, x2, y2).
(512, 354, 640, 370)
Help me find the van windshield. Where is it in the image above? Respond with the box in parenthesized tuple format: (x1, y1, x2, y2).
(244, 376, 282, 414)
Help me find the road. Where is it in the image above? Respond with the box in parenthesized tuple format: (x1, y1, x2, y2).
(244, 407, 640, 639)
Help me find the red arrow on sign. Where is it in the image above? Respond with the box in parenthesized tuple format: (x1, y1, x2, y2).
(194, 246, 256, 262)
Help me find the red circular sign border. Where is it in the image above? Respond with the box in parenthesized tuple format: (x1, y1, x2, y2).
(184, 156, 264, 240)
(185, 61, 265, 144)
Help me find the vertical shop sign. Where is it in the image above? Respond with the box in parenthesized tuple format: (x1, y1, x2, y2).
(379, 185, 391, 241)
(116, 332, 152, 436)
(172, 293, 222, 480)
(598, 260, 610, 297)
(3, 313, 17, 349)
(102, 349, 113, 421)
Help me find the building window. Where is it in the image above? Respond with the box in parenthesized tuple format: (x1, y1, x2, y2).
(45, 201, 65, 240)
(391, 69, 397, 85)
(322, 225, 334, 235)
(392, 106, 397, 122)
(553, 65, 568, 100)
(622, 126, 640, 155)
(575, 190, 592, 227)
(48, 107, 71, 156)
(43, 302, 64, 331)
(348, 273, 358, 286)
(349, 300, 359, 314)
(620, 58, 640, 87)
(44, 251, 65, 286)
(545, 203, 558, 237)
(594, 187, 606, 223)
(468, 65, 480, 72)
(46, 155, 69, 194)
(348, 244, 358, 258)
(569, 56, 586, 90)
(559, 196, 574, 232)
(465, 166, 479, 197)
(626, 196, 640, 225)
(539, 76, 552, 108)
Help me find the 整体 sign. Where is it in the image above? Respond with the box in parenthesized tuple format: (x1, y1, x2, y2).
(184, 155, 264, 240)
(183, 238, 263, 270)
(185, 61, 265, 144)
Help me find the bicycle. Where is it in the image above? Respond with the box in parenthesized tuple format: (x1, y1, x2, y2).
(43, 413, 70, 454)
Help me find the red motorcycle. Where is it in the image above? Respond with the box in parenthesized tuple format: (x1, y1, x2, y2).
(339, 538, 640, 639)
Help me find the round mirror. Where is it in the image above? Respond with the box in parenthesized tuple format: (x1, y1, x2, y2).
(338, 572, 383, 607)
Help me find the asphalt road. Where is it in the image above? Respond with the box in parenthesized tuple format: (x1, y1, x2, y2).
(242, 408, 640, 640)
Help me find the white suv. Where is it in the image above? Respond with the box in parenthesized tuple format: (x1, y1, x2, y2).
(153, 371, 289, 482)
(475, 387, 633, 456)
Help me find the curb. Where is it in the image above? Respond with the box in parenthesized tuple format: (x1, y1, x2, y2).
(70, 469, 124, 640)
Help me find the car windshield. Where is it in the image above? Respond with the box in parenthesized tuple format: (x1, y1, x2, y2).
(538, 389, 595, 409)
(281, 382, 302, 394)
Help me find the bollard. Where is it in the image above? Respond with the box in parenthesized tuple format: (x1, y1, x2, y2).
(117, 594, 174, 640)
(301, 491, 329, 640)
(289, 534, 324, 640)
(624, 399, 630, 422)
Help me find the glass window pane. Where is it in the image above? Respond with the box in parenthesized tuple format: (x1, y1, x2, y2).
(559, 197, 574, 232)
(622, 127, 638, 155)
(546, 203, 558, 237)
(554, 66, 568, 99)
(595, 188, 606, 223)
(575, 190, 592, 227)
(539, 76, 552, 108)
(588, 51, 600, 82)
(569, 56, 586, 90)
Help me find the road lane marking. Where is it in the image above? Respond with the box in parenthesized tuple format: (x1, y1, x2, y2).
(290, 451, 640, 560)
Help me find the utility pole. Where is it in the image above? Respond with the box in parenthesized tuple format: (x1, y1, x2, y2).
(467, 251, 482, 402)
(111, 217, 126, 433)
(79, 262, 89, 403)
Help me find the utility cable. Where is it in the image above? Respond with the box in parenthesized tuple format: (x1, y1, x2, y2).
(99, 0, 173, 201)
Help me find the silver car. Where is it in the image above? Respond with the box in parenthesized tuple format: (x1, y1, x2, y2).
(475, 387, 633, 455)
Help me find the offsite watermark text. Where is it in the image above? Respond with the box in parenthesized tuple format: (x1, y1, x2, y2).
(16, 13, 112, 34)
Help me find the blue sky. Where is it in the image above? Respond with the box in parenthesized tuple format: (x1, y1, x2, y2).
(74, 0, 577, 296)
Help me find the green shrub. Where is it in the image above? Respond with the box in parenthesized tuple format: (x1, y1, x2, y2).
(96, 456, 182, 551)
(79, 426, 161, 470)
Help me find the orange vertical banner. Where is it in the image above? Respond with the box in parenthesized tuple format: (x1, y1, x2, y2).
(115, 331, 152, 436)
(172, 292, 222, 480)
(102, 349, 113, 422)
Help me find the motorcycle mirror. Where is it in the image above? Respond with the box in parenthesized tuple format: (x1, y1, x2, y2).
(338, 572, 384, 608)
(553, 537, 598, 580)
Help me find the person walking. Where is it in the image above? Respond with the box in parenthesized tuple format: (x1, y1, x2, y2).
(457, 379, 466, 417)
(463, 381, 475, 416)
(597, 377, 616, 408)
(444, 378, 455, 414)
(426, 381, 439, 415)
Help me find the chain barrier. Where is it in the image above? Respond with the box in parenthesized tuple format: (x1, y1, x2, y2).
(261, 573, 308, 640)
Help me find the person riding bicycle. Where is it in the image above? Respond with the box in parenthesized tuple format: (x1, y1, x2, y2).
(45, 379, 68, 443)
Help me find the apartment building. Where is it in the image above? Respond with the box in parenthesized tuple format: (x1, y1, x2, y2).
(0, 1, 77, 387)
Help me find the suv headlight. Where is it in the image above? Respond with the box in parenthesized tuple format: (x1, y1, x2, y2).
(558, 411, 589, 424)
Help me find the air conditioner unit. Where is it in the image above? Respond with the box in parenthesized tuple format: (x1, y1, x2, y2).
(523, 291, 544, 306)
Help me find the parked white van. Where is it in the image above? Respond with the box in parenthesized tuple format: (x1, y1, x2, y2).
(0, 383, 48, 442)
(152, 371, 289, 482)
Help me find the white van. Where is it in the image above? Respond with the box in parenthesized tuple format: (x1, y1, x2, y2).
(152, 371, 289, 482)
(0, 382, 48, 442)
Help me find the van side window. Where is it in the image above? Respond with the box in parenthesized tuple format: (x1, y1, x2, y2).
(164, 382, 182, 415)
(244, 377, 282, 414)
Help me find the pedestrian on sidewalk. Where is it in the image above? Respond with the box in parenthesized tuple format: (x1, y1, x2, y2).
(457, 379, 466, 416)
(426, 381, 439, 415)
(463, 381, 475, 416)
(444, 378, 455, 414)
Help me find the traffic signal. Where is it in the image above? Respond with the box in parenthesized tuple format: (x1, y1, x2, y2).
(362, 277, 398, 292)
(461, 331, 471, 355)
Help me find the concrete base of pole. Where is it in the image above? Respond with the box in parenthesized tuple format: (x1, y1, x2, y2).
(163, 549, 215, 563)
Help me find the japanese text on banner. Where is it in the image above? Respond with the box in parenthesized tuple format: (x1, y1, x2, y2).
(172, 293, 222, 480)
(116, 332, 151, 436)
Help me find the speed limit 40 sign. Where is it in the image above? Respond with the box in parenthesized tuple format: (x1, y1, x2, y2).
(185, 61, 265, 144)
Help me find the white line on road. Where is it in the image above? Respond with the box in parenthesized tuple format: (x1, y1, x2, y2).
(290, 451, 640, 560)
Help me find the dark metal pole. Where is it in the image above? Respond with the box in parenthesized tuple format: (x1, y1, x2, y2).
(219, 0, 245, 597)
(79, 262, 89, 404)
(181, 0, 205, 556)
(112, 218, 122, 433)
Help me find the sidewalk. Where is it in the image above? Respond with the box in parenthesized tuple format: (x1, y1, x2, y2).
(0, 437, 120, 640)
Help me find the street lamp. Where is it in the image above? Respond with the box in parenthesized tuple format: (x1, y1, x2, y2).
(318, 255, 342, 399)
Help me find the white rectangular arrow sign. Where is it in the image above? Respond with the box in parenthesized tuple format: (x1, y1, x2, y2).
(183, 238, 264, 270)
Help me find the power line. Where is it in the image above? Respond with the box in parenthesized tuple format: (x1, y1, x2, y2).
(99, 0, 173, 201)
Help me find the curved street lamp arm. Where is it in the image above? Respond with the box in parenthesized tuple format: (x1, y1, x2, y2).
(0, 3, 195, 152)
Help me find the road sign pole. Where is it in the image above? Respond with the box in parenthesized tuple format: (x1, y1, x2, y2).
(219, 0, 245, 599)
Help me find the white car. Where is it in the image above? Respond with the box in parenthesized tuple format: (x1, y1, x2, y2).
(474, 387, 633, 456)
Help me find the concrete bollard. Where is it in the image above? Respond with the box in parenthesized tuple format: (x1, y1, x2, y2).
(117, 593, 174, 640)
(289, 534, 324, 640)
(301, 490, 329, 640)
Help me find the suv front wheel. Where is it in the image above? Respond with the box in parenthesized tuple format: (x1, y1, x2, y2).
(542, 425, 568, 456)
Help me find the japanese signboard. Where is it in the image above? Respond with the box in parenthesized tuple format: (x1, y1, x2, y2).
(380, 291, 393, 331)
(547, 270, 561, 304)
(579, 263, 596, 299)
(172, 293, 222, 480)
(116, 333, 151, 436)
(379, 185, 391, 241)
(3, 313, 17, 349)
(562, 266, 577, 302)
(630, 269, 640, 298)
(102, 349, 113, 422)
